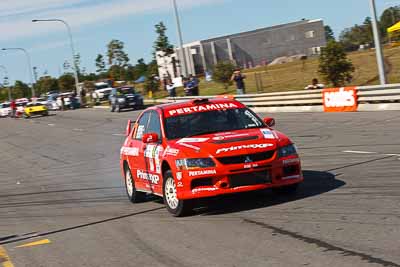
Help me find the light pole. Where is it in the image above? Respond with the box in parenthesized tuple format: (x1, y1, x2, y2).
(32, 19, 80, 95)
(0, 65, 11, 101)
(370, 0, 387, 85)
(2, 48, 36, 97)
(172, 0, 188, 77)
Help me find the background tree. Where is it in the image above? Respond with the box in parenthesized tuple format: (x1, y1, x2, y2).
(133, 58, 148, 80)
(12, 81, 30, 98)
(95, 54, 106, 74)
(339, 17, 373, 51)
(144, 61, 160, 93)
(58, 74, 75, 92)
(107, 40, 129, 67)
(380, 6, 400, 40)
(212, 61, 236, 90)
(36, 76, 59, 95)
(153, 22, 174, 56)
(318, 41, 355, 87)
(324, 25, 335, 42)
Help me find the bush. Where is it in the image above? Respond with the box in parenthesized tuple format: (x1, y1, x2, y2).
(212, 61, 236, 90)
(318, 41, 355, 87)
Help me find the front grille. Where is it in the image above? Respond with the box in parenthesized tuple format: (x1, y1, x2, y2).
(229, 170, 271, 188)
(216, 150, 275, 165)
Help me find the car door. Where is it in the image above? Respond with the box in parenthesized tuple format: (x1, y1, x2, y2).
(127, 111, 151, 191)
(142, 110, 164, 194)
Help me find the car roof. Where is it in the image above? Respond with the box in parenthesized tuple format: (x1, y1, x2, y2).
(153, 98, 246, 118)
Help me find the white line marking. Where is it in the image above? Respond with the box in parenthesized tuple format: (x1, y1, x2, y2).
(383, 154, 400, 157)
(342, 150, 377, 154)
(112, 133, 125, 136)
(73, 128, 84, 132)
(48, 124, 55, 126)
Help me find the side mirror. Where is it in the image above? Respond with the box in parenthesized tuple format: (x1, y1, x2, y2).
(125, 120, 132, 136)
(142, 133, 159, 144)
(263, 117, 275, 127)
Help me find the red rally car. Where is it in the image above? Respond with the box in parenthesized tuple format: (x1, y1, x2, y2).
(120, 98, 303, 216)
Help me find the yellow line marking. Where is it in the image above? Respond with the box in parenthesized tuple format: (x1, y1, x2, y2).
(0, 245, 15, 267)
(16, 239, 51, 248)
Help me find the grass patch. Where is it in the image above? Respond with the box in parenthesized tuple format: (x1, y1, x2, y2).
(139, 46, 400, 99)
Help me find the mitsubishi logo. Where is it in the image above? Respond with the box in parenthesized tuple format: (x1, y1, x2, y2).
(244, 156, 253, 163)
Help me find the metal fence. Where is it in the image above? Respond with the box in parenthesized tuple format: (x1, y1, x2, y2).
(145, 84, 400, 112)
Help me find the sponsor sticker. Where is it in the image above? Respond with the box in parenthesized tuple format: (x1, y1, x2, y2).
(260, 129, 275, 139)
(177, 138, 209, 143)
(216, 143, 273, 154)
(167, 103, 239, 117)
(177, 181, 184, 188)
(164, 147, 180, 156)
(176, 172, 183, 180)
(137, 169, 160, 184)
(189, 169, 217, 177)
(120, 147, 139, 157)
(323, 87, 358, 112)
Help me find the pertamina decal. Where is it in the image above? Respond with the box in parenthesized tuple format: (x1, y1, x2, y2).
(168, 103, 238, 117)
(216, 143, 273, 154)
(323, 87, 358, 112)
(189, 169, 217, 176)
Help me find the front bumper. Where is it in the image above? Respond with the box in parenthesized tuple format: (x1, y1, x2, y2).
(175, 155, 303, 200)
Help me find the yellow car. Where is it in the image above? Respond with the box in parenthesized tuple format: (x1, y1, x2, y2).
(23, 102, 49, 118)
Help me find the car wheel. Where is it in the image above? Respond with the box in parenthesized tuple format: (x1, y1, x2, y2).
(115, 104, 121, 113)
(110, 104, 115, 112)
(163, 170, 192, 217)
(125, 166, 146, 203)
(23, 113, 30, 119)
(43, 111, 49, 116)
(272, 183, 299, 194)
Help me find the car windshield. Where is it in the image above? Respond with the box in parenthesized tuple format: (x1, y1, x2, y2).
(1, 103, 10, 108)
(165, 108, 264, 140)
(118, 87, 135, 95)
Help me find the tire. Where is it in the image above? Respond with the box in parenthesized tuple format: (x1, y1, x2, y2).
(163, 170, 192, 217)
(115, 104, 121, 113)
(272, 183, 299, 194)
(43, 111, 49, 116)
(110, 104, 115, 112)
(23, 113, 30, 119)
(124, 166, 146, 203)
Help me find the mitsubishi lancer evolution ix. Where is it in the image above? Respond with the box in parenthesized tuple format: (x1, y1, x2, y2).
(120, 98, 303, 216)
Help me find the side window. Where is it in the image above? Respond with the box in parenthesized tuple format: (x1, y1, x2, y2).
(146, 111, 162, 140)
(135, 111, 150, 140)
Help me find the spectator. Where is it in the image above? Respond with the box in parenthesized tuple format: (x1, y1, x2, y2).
(305, 78, 324, 90)
(231, 69, 246, 95)
(60, 96, 65, 111)
(166, 79, 176, 98)
(189, 74, 200, 96)
(10, 99, 16, 118)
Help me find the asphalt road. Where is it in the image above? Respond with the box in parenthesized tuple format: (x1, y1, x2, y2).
(0, 108, 400, 267)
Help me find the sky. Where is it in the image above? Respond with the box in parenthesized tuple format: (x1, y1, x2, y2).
(0, 0, 398, 84)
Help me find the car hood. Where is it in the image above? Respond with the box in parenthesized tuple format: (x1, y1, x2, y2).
(167, 128, 291, 158)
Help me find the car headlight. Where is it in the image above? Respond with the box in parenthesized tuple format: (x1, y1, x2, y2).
(118, 98, 126, 102)
(175, 158, 216, 170)
(278, 144, 297, 158)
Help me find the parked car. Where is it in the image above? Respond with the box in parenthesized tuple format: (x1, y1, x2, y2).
(109, 86, 144, 112)
(0, 102, 10, 117)
(23, 102, 49, 118)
